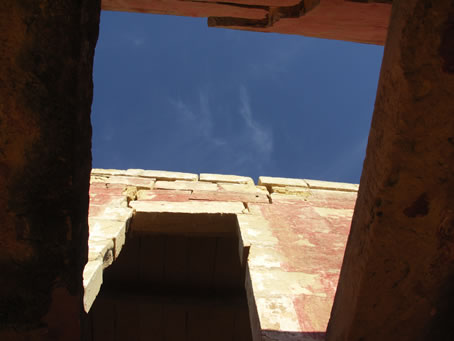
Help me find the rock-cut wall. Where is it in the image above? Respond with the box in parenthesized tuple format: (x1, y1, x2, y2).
(101, 0, 392, 45)
(0, 1, 100, 340)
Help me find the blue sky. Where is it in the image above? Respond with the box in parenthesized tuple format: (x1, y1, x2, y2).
(92, 11, 384, 184)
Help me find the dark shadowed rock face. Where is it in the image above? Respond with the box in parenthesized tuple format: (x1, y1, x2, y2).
(0, 1, 100, 339)
(327, 1, 454, 341)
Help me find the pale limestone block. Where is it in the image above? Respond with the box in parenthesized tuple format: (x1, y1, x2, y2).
(89, 206, 133, 222)
(200, 173, 254, 185)
(272, 186, 311, 197)
(304, 178, 359, 192)
(127, 169, 198, 181)
(89, 219, 128, 258)
(91, 168, 126, 176)
(92, 168, 198, 181)
(258, 176, 308, 188)
(92, 175, 155, 189)
(130, 200, 245, 214)
(83, 259, 103, 313)
(154, 180, 218, 191)
(90, 175, 110, 183)
(88, 237, 114, 268)
(219, 183, 268, 194)
(270, 193, 310, 203)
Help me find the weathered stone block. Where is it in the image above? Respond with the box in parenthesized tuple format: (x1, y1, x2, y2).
(88, 205, 133, 222)
(304, 179, 359, 192)
(258, 176, 308, 188)
(83, 260, 103, 313)
(219, 183, 269, 194)
(89, 219, 129, 258)
(92, 168, 198, 181)
(88, 237, 115, 268)
(190, 190, 269, 204)
(92, 175, 156, 188)
(200, 173, 254, 185)
(155, 180, 219, 191)
(130, 200, 246, 215)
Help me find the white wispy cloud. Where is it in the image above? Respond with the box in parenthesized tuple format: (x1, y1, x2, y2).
(239, 85, 273, 157)
(121, 33, 146, 47)
(170, 92, 226, 147)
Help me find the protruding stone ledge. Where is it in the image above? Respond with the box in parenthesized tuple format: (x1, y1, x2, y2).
(131, 212, 241, 237)
(89, 218, 130, 258)
(91, 174, 156, 189)
(130, 200, 246, 214)
(304, 179, 359, 192)
(200, 173, 254, 185)
(259, 176, 359, 193)
(83, 259, 103, 313)
(258, 176, 308, 188)
(219, 183, 269, 194)
(190, 190, 269, 204)
(92, 168, 198, 181)
(155, 180, 218, 191)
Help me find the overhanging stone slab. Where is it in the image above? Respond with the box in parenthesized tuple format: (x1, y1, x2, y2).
(92, 168, 198, 181)
(304, 179, 359, 192)
(200, 173, 254, 185)
(258, 176, 309, 188)
(131, 212, 240, 236)
(130, 200, 245, 214)
(155, 180, 218, 191)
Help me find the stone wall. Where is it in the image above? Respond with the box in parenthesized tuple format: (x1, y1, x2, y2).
(84, 169, 358, 340)
(0, 1, 100, 340)
(327, 1, 454, 340)
(101, 0, 391, 45)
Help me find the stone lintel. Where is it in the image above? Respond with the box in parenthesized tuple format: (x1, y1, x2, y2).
(92, 168, 198, 181)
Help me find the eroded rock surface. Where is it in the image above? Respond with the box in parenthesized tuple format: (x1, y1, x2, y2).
(0, 1, 100, 339)
(327, 1, 454, 340)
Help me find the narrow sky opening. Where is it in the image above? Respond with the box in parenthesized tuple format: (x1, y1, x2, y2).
(92, 11, 384, 183)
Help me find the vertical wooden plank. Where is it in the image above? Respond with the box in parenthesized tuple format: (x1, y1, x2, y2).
(164, 236, 188, 286)
(116, 299, 140, 341)
(91, 295, 115, 341)
(187, 237, 217, 290)
(213, 237, 242, 290)
(139, 236, 165, 285)
(103, 236, 140, 284)
(163, 305, 187, 341)
(139, 302, 164, 341)
(207, 307, 236, 341)
(187, 306, 205, 341)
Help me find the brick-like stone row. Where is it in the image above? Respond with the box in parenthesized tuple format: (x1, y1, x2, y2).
(92, 168, 198, 181)
(83, 180, 136, 312)
(84, 168, 359, 341)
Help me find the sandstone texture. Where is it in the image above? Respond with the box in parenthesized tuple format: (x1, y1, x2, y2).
(85, 169, 358, 340)
(101, 0, 391, 45)
(0, 1, 100, 340)
(327, 1, 454, 340)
